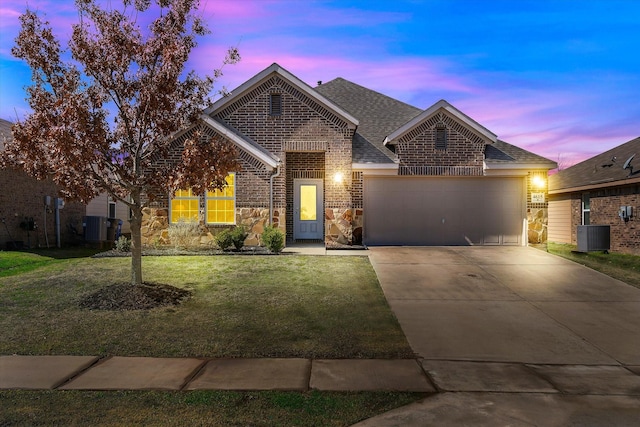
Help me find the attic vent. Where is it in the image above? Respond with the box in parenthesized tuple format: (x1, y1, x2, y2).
(435, 124, 447, 150)
(269, 93, 282, 116)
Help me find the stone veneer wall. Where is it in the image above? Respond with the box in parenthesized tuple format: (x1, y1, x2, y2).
(325, 207, 363, 246)
(527, 171, 550, 244)
(140, 206, 285, 248)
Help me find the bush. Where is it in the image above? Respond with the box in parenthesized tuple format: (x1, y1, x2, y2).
(114, 235, 131, 252)
(214, 229, 234, 251)
(230, 226, 248, 250)
(168, 220, 201, 250)
(262, 225, 285, 253)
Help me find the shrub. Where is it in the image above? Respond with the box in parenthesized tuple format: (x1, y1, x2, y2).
(168, 220, 201, 250)
(214, 229, 234, 251)
(114, 235, 131, 252)
(230, 226, 248, 250)
(262, 225, 285, 253)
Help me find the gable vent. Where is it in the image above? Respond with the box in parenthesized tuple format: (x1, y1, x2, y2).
(270, 93, 282, 116)
(435, 123, 447, 150)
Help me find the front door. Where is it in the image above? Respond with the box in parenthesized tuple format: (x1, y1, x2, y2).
(294, 179, 324, 240)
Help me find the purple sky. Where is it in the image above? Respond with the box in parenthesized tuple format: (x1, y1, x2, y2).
(1, 0, 639, 168)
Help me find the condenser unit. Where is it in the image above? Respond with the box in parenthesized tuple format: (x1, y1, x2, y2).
(83, 216, 108, 242)
(576, 225, 610, 253)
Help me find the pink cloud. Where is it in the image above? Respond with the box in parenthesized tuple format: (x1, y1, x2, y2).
(199, 0, 277, 20)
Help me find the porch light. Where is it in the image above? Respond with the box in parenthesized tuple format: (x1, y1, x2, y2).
(333, 171, 351, 192)
(532, 175, 546, 189)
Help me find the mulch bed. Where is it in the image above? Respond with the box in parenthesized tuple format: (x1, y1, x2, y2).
(79, 282, 192, 311)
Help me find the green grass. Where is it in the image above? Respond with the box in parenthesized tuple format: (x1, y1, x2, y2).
(0, 248, 103, 277)
(0, 253, 414, 359)
(542, 242, 640, 289)
(0, 390, 424, 426)
(0, 251, 420, 426)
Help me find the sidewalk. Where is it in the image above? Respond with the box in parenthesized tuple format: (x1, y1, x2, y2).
(0, 356, 433, 392)
(3, 354, 640, 396)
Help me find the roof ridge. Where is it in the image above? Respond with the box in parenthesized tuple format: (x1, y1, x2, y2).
(321, 77, 422, 112)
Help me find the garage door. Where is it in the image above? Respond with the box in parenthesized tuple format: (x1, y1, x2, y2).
(364, 176, 525, 246)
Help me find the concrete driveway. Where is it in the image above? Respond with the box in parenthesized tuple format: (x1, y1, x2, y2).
(358, 246, 640, 426)
(368, 246, 640, 366)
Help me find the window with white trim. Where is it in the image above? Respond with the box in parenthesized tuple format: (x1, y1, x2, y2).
(108, 196, 116, 218)
(206, 173, 236, 224)
(170, 189, 199, 223)
(582, 193, 590, 225)
(170, 174, 236, 225)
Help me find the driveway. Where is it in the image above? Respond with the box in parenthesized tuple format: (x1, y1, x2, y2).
(369, 246, 640, 365)
(359, 246, 640, 426)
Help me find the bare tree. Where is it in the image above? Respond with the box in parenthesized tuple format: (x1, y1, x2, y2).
(2, 0, 240, 285)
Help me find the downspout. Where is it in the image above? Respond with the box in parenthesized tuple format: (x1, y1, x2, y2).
(269, 162, 282, 226)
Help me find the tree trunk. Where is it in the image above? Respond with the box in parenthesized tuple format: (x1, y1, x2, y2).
(129, 194, 143, 286)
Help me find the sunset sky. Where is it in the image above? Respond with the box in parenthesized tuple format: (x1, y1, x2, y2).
(1, 0, 638, 167)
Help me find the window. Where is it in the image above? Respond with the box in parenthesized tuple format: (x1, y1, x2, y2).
(108, 196, 116, 218)
(269, 93, 282, 116)
(170, 189, 199, 223)
(170, 174, 236, 225)
(206, 173, 236, 224)
(435, 124, 447, 150)
(582, 193, 590, 225)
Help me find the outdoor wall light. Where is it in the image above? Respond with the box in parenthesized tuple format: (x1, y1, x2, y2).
(333, 172, 351, 191)
(532, 175, 546, 189)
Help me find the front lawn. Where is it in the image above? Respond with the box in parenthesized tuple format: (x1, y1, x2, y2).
(0, 254, 414, 359)
(0, 390, 423, 427)
(0, 248, 103, 277)
(543, 242, 640, 289)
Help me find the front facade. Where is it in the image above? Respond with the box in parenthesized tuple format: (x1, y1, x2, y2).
(549, 137, 640, 255)
(141, 64, 556, 248)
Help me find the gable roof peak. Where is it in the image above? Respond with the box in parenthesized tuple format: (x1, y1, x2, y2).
(205, 63, 358, 128)
(384, 99, 498, 145)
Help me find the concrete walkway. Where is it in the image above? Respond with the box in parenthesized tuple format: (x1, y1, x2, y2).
(1, 356, 433, 392)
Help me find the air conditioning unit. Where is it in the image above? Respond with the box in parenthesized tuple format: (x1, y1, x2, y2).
(576, 225, 610, 253)
(83, 216, 108, 242)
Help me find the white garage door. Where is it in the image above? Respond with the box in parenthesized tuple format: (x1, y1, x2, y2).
(364, 176, 525, 246)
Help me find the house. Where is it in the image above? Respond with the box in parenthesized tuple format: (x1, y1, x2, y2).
(141, 63, 557, 247)
(548, 137, 640, 255)
(0, 118, 86, 249)
(86, 193, 131, 236)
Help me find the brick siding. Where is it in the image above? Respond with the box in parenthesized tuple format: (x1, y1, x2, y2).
(0, 168, 86, 248)
(214, 75, 354, 242)
(562, 184, 640, 255)
(396, 112, 485, 175)
(145, 74, 354, 244)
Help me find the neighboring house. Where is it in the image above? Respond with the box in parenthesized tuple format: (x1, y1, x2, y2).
(86, 193, 131, 236)
(141, 63, 556, 247)
(0, 118, 86, 249)
(548, 137, 640, 255)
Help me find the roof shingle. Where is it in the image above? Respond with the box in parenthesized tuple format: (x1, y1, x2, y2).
(550, 137, 640, 191)
(315, 78, 420, 163)
(0, 119, 13, 151)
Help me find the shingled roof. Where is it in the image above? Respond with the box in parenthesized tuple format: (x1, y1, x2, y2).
(315, 78, 555, 169)
(486, 140, 558, 167)
(0, 119, 12, 151)
(550, 137, 640, 193)
(315, 78, 420, 163)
